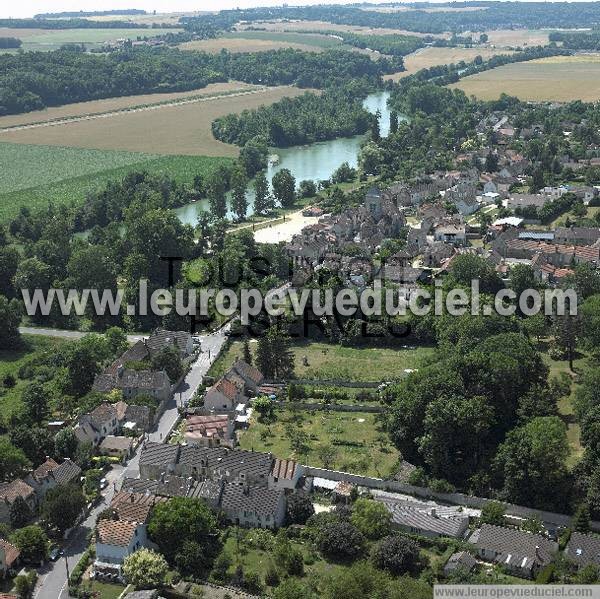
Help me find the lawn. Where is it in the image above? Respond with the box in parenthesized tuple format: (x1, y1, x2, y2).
(209, 340, 435, 383)
(238, 408, 399, 477)
(0, 335, 72, 424)
(0, 85, 307, 157)
(0, 143, 234, 222)
(86, 581, 125, 599)
(452, 54, 600, 102)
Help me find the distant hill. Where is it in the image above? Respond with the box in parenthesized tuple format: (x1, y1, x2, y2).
(34, 9, 147, 18)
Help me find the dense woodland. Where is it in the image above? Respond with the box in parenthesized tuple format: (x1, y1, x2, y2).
(212, 86, 375, 148)
(0, 47, 399, 116)
(550, 30, 600, 50)
(0, 38, 22, 49)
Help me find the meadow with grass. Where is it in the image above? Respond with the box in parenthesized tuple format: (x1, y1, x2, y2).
(0, 142, 233, 222)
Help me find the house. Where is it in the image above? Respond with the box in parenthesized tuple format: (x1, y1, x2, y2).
(75, 403, 119, 446)
(220, 484, 286, 529)
(145, 328, 193, 358)
(121, 404, 152, 433)
(99, 436, 135, 461)
(188, 480, 224, 509)
(138, 442, 179, 481)
(554, 226, 600, 246)
(506, 194, 548, 210)
(95, 519, 148, 568)
(434, 223, 466, 245)
(0, 480, 36, 524)
(470, 524, 557, 579)
(184, 415, 235, 447)
(25, 458, 81, 499)
(0, 540, 19, 578)
(229, 360, 264, 392)
(268, 458, 304, 491)
(443, 551, 477, 576)
(565, 532, 600, 569)
(204, 378, 245, 411)
(93, 369, 171, 404)
(111, 492, 165, 524)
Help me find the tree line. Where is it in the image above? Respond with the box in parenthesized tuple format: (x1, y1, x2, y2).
(0, 37, 22, 49)
(0, 47, 398, 116)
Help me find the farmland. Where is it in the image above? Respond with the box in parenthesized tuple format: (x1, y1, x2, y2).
(452, 54, 600, 102)
(0, 27, 182, 52)
(480, 28, 552, 48)
(0, 86, 308, 157)
(0, 82, 257, 129)
(0, 142, 233, 222)
(384, 46, 515, 81)
(181, 31, 343, 54)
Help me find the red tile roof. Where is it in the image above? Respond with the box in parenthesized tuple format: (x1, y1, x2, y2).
(213, 378, 239, 401)
(96, 520, 138, 547)
(0, 480, 35, 504)
(270, 458, 298, 480)
(0, 539, 20, 568)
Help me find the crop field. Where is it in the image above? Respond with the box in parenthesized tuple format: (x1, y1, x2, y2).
(384, 46, 514, 81)
(0, 86, 307, 157)
(0, 142, 233, 222)
(0, 82, 257, 129)
(181, 30, 342, 53)
(452, 54, 600, 102)
(0, 27, 182, 52)
(481, 28, 552, 48)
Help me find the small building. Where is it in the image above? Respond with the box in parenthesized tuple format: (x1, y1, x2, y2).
(138, 442, 179, 481)
(565, 531, 600, 569)
(146, 328, 193, 358)
(220, 484, 286, 529)
(443, 551, 477, 576)
(0, 480, 36, 524)
(99, 436, 135, 461)
(95, 519, 148, 568)
(75, 403, 120, 446)
(26, 458, 81, 499)
(204, 378, 244, 412)
(93, 369, 171, 405)
(0, 539, 20, 578)
(184, 414, 235, 448)
(269, 458, 304, 491)
(434, 223, 467, 245)
(229, 360, 264, 392)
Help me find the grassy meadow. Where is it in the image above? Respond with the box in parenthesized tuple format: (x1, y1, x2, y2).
(0, 142, 233, 222)
(452, 54, 600, 102)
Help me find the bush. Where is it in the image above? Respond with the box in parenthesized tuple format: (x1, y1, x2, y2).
(371, 534, 423, 575)
(317, 521, 366, 561)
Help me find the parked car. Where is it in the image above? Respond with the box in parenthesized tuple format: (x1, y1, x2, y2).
(49, 546, 63, 561)
(100, 478, 108, 490)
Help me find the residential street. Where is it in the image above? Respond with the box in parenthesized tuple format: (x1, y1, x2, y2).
(32, 324, 230, 598)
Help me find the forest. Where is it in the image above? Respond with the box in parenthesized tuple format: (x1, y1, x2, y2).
(212, 86, 375, 148)
(0, 38, 22, 49)
(0, 47, 399, 116)
(549, 30, 600, 50)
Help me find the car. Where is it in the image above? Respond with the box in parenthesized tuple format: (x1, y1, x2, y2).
(49, 547, 63, 561)
(99, 478, 108, 490)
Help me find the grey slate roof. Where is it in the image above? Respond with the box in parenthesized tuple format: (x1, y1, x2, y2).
(146, 329, 191, 354)
(139, 442, 179, 468)
(188, 480, 223, 504)
(52, 459, 82, 485)
(565, 532, 600, 567)
(384, 501, 468, 538)
(121, 477, 158, 495)
(213, 449, 273, 480)
(444, 551, 477, 573)
(221, 484, 283, 517)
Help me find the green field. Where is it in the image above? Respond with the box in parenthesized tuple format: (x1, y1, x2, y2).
(0, 142, 233, 222)
(3, 28, 182, 53)
(223, 30, 343, 49)
(210, 340, 435, 383)
(239, 408, 398, 477)
(0, 335, 71, 424)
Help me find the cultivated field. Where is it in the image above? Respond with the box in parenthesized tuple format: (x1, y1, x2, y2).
(0, 142, 233, 222)
(452, 54, 600, 102)
(481, 28, 552, 48)
(0, 27, 181, 52)
(384, 46, 514, 81)
(0, 82, 258, 129)
(181, 31, 342, 54)
(0, 86, 307, 156)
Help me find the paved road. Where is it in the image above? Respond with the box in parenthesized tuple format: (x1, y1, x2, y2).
(33, 324, 230, 598)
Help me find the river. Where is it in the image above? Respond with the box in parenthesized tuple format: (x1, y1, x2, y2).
(174, 90, 393, 226)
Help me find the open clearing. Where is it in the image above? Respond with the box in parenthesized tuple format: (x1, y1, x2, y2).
(0, 82, 258, 129)
(0, 27, 181, 52)
(0, 85, 307, 156)
(480, 28, 552, 48)
(452, 54, 600, 102)
(0, 143, 232, 222)
(181, 30, 342, 54)
(239, 408, 398, 478)
(384, 46, 515, 81)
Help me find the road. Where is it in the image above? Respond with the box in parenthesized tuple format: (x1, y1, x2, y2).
(33, 324, 230, 598)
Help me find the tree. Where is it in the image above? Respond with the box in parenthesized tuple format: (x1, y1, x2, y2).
(272, 169, 296, 208)
(371, 534, 422, 575)
(63, 342, 101, 397)
(10, 496, 32, 528)
(480, 501, 506, 525)
(298, 180, 317, 198)
(371, 109, 381, 142)
(123, 548, 168, 590)
(273, 578, 315, 599)
(148, 497, 219, 572)
(522, 312, 547, 343)
(253, 171, 272, 216)
(150, 345, 184, 383)
(40, 484, 86, 533)
(521, 515, 544, 535)
(255, 326, 295, 380)
(11, 526, 48, 563)
(243, 339, 252, 365)
(449, 254, 503, 294)
(316, 443, 337, 469)
(54, 428, 78, 460)
(389, 111, 399, 135)
(10, 425, 55, 465)
(0, 295, 22, 349)
(552, 313, 581, 371)
(494, 416, 569, 510)
(231, 166, 248, 221)
(317, 521, 366, 561)
(105, 327, 128, 357)
(573, 504, 591, 533)
(207, 170, 228, 219)
(286, 492, 315, 525)
(21, 381, 48, 424)
(0, 438, 30, 481)
(253, 396, 275, 422)
(350, 498, 392, 540)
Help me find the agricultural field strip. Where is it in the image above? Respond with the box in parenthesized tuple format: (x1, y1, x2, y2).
(0, 86, 268, 132)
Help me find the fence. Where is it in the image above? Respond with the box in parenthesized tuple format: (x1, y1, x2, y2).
(303, 465, 600, 532)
